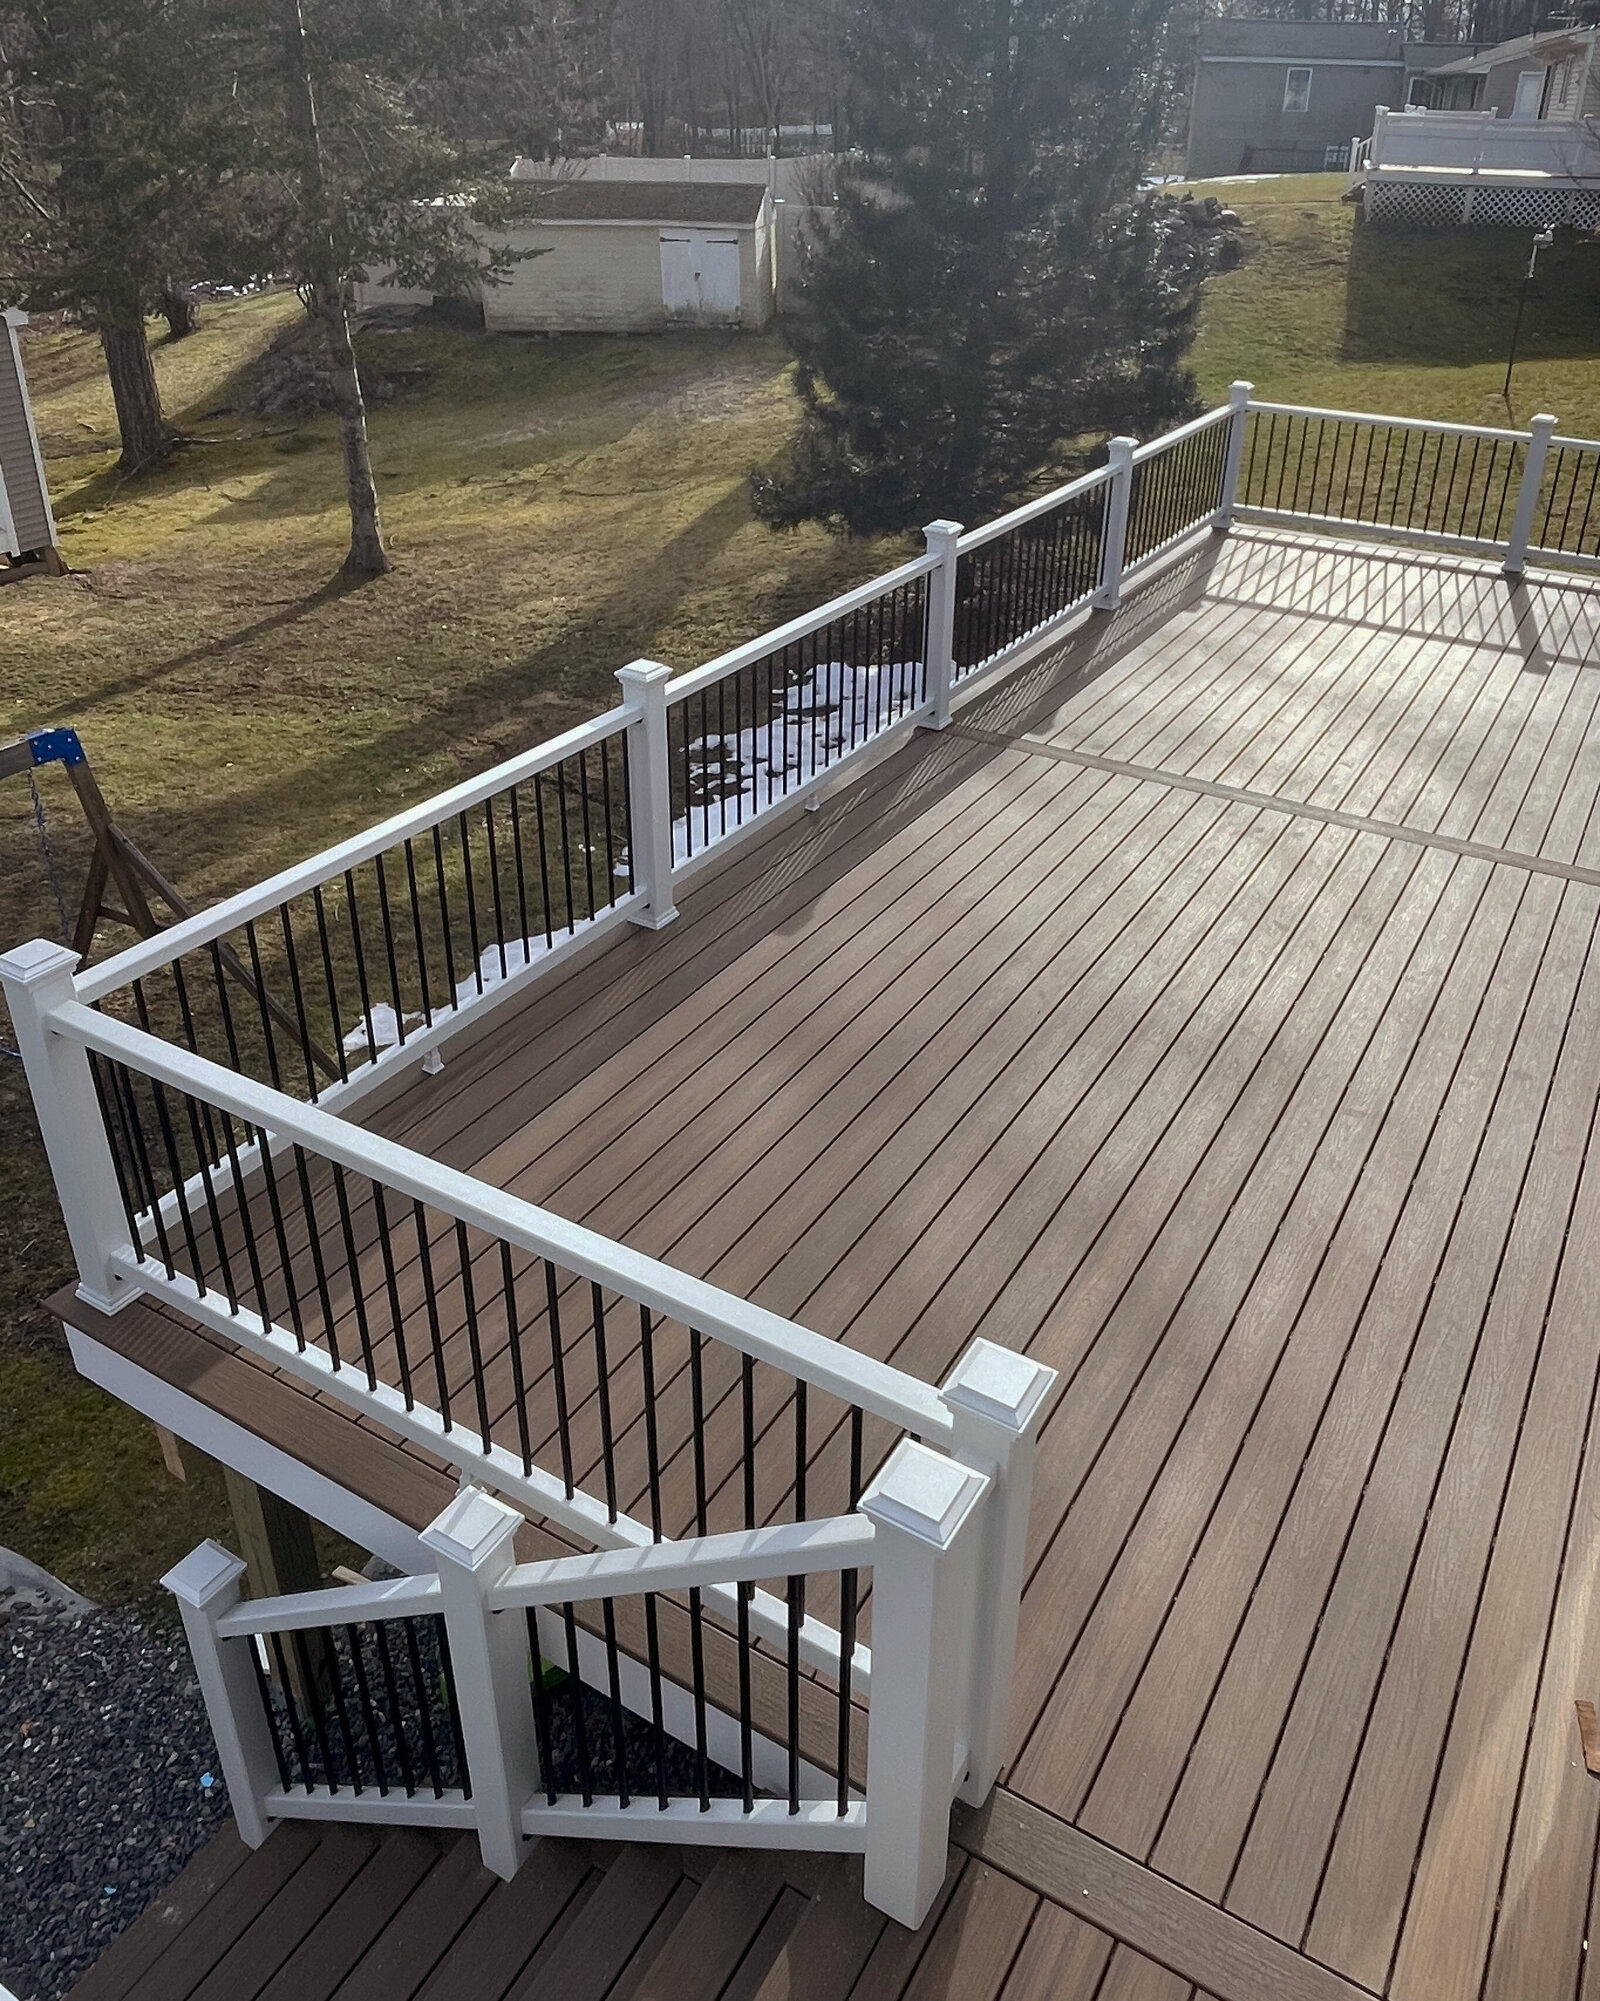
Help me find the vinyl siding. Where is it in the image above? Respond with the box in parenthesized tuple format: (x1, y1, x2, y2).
(0, 335, 50, 552)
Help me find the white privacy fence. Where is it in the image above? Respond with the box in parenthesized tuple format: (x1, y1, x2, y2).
(10, 383, 1600, 1920)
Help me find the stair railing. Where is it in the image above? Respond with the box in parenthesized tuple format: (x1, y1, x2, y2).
(167, 1460, 997, 1929)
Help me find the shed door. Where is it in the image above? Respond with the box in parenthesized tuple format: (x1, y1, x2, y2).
(659, 231, 743, 322)
(660, 232, 699, 316)
(699, 237, 742, 317)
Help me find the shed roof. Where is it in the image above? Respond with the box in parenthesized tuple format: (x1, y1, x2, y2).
(525, 182, 766, 226)
(1431, 24, 1596, 75)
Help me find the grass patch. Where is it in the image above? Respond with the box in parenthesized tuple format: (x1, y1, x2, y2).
(1185, 173, 1600, 430)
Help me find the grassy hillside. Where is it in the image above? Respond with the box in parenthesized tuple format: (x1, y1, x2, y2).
(1185, 173, 1600, 431)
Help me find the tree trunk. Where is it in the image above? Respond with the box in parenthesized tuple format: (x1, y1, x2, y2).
(313, 282, 389, 575)
(99, 319, 176, 474)
(160, 283, 200, 339)
(282, 0, 390, 576)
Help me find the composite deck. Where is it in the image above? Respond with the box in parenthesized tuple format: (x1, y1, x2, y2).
(61, 527, 1600, 2001)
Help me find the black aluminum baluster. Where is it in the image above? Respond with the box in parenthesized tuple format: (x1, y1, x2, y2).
(602, 1598, 629, 1807)
(545, 1260, 575, 1497)
(325, 1628, 363, 1792)
(276, 904, 322, 1098)
(435, 1615, 471, 1797)
(268, 1630, 313, 1791)
(553, 763, 577, 934)
(591, 1282, 617, 1522)
(372, 1183, 414, 1409)
(502, 1243, 533, 1476)
(456, 1220, 493, 1452)
(689, 1327, 710, 1810)
(346, 1624, 389, 1795)
(112, 1062, 175, 1274)
(401, 842, 434, 1031)
(331, 1165, 377, 1389)
(290, 1627, 336, 1790)
(527, 1608, 559, 1803)
(249, 1635, 294, 1793)
(483, 798, 509, 980)
(576, 748, 599, 917)
(291, 1144, 340, 1367)
(374, 1621, 418, 1797)
(413, 1203, 451, 1428)
(179, 1088, 239, 1313)
(786, 1572, 802, 1814)
(531, 775, 557, 948)
(372, 855, 407, 1050)
(404, 1617, 446, 1797)
(256, 1138, 306, 1351)
(88, 1054, 144, 1258)
(343, 872, 380, 1070)
(216, 1104, 272, 1332)
(431, 825, 461, 1006)
(508, 787, 532, 955)
(458, 811, 485, 994)
(562, 1602, 593, 1806)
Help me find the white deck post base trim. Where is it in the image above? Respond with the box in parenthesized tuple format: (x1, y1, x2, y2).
(1094, 438, 1138, 611)
(0, 939, 141, 1315)
(162, 1541, 281, 1848)
(922, 519, 964, 728)
(859, 1441, 990, 1930)
(616, 660, 680, 930)
(941, 1339, 1058, 1805)
(1504, 413, 1558, 576)
(421, 1488, 541, 1881)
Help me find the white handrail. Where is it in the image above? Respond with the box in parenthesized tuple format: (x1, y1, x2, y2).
(53, 997, 954, 1441)
(1128, 403, 1233, 464)
(216, 1573, 442, 1637)
(486, 1514, 876, 1611)
(75, 703, 635, 1005)
(1248, 400, 1528, 445)
(956, 462, 1115, 554)
(664, 550, 940, 704)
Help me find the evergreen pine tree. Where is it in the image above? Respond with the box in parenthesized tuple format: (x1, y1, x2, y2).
(754, 0, 1213, 535)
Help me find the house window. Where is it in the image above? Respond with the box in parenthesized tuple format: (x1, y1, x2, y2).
(1324, 143, 1351, 169)
(1284, 67, 1313, 114)
(1406, 75, 1433, 107)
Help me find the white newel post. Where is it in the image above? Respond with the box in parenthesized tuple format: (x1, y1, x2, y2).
(922, 519, 964, 729)
(940, 1339, 1058, 1805)
(1216, 381, 1255, 531)
(1504, 413, 1558, 577)
(615, 659, 680, 932)
(1, 938, 142, 1315)
(162, 1542, 281, 1848)
(859, 1441, 990, 1930)
(421, 1488, 539, 1881)
(1095, 437, 1138, 612)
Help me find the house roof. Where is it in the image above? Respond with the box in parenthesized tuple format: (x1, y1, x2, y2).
(1431, 25, 1595, 76)
(523, 182, 767, 227)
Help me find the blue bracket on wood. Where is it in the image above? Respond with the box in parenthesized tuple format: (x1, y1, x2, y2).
(26, 727, 86, 769)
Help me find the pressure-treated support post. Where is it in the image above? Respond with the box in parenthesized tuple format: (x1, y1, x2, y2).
(1095, 437, 1138, 612)
(615, 659, 679, 931)
(162, 1542, 281, 1848)
(1216, 381, 1255, 531)
(1504, 413, 1558, 577)
(859, 1441, 990, 1930)
(0, 938, 141, 1315)
(941, 1339, 1058, 1805)
(421, 1488, 539, 1882)
(922, 519, 964, 729)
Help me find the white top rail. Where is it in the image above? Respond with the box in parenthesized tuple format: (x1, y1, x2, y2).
(216, 1573, 443, 1637)
(957, 463, 1116, 555)
(57, 999, 954, 1441)
(75, 703, 635, 1006)
(1248, 400, 1530, 446)
(485, 1515, 876, 1612)
(1127, 403, 1234, 465)
(664, 551, 940, 705)
(1551, 434, 1600, 454)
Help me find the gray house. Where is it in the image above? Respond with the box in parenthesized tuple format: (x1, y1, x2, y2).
(1186, 20, 1476, 179)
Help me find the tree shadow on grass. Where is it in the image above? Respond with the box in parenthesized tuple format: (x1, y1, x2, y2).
(1343, 219, 1600, 367)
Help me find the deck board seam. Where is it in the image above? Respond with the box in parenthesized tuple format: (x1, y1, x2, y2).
(949, 725, 1600, 890)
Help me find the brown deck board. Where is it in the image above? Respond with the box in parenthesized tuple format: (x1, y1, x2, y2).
(58, 530, 1600, 2001)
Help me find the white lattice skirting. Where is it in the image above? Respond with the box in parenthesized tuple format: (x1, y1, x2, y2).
(1367, 180, 1600, 229)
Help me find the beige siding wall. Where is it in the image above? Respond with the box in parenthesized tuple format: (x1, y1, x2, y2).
(484, 221, 773, 333)
(0, 334, 50, 552)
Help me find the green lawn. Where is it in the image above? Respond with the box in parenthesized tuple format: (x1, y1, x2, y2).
(5, 188, 1599, 1607)
(1185, 173, 1600, 431)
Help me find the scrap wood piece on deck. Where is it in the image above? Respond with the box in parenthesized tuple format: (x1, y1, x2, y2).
(1574, 1700, 1600, 1775)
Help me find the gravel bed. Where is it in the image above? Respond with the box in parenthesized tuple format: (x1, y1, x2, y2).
(0, 1594, 231, 2001)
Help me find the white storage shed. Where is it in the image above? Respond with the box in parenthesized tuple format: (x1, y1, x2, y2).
(482, 181, 777, 334)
